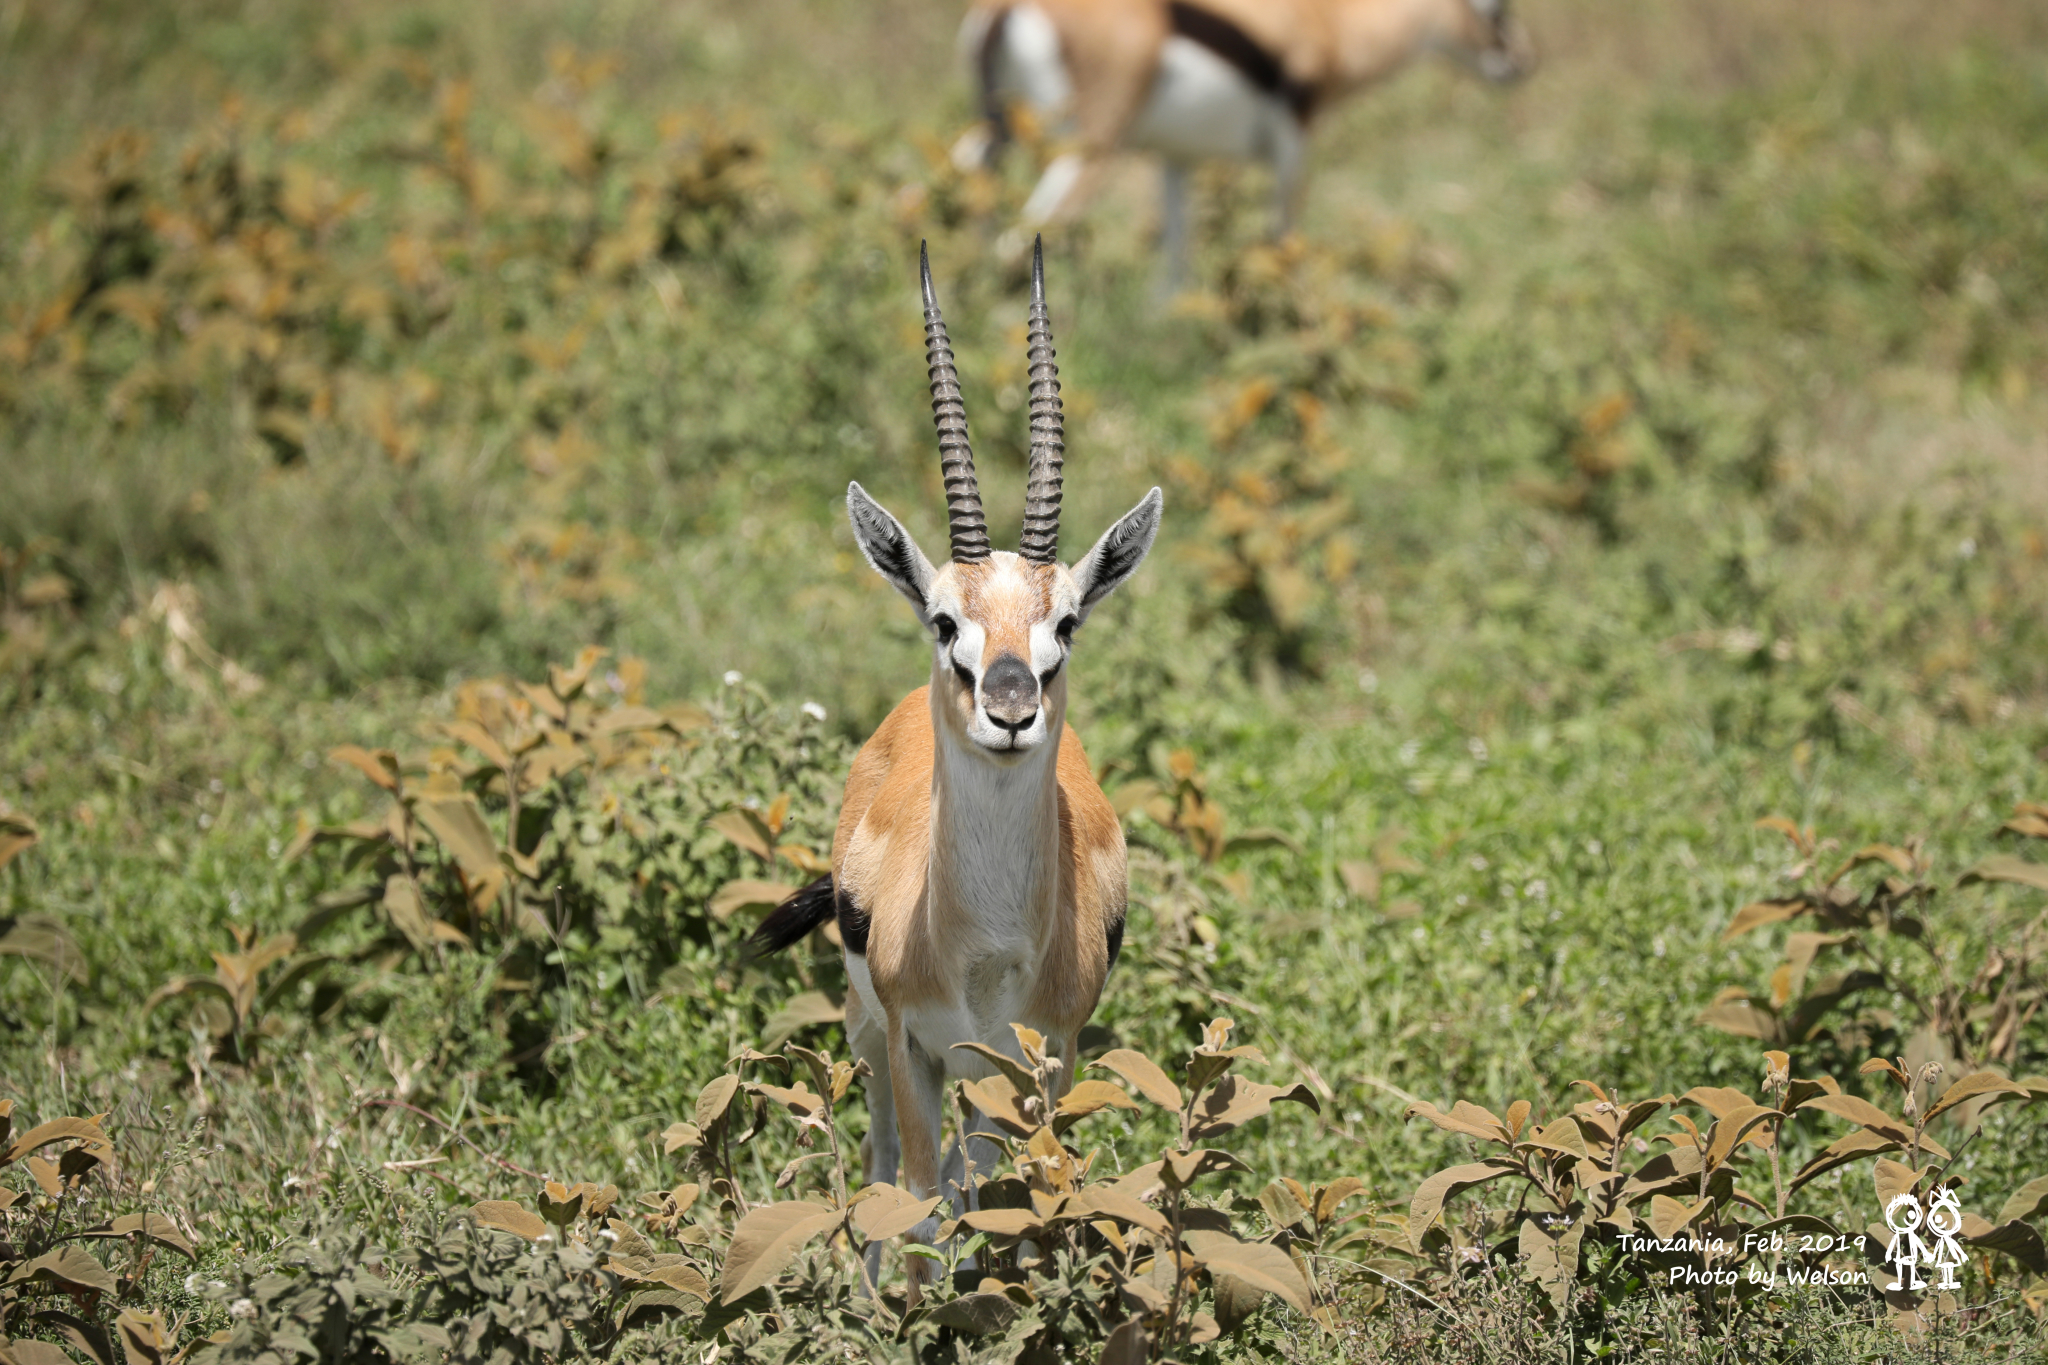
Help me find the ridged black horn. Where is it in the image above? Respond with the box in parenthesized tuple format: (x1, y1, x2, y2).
(1019, 236, 1063, 565)
(921, 242, 990, 564)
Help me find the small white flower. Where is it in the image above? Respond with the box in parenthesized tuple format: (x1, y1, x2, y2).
(185, 1273, 204, 1293)
(230, 1298, 257, 1320)
(801, 701, 827, 722)
(722, 670, 743, 687)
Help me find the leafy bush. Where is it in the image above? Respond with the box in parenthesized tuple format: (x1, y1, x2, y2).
(1703, 807, 2048, 1081)
(1, 1101, 198, 1365)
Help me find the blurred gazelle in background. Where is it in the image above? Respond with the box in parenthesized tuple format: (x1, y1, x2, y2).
(953, 0, 1535, 280)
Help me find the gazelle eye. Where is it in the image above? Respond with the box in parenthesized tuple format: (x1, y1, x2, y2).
(1055, 615, 1078, 644)
(931, 614, 957, 645)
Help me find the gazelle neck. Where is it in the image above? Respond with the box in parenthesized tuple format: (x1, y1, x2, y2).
(926, 693, 1064, 942)
(1329, 0, 1458, 90)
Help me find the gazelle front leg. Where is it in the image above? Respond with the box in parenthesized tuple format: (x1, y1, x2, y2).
(886, 1020, 950, 1299)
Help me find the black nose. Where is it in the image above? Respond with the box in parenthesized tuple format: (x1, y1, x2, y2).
(981, 654, 1038, 730)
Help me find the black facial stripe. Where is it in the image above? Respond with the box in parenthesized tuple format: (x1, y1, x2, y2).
(953, 660, 975, 690)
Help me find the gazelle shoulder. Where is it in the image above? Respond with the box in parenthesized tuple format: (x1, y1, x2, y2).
(834, 687, 935, 861)
(1056, 724, 1126, 884)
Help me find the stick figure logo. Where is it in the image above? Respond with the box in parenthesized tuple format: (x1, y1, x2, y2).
(1882, 1194, 1927, 1292)
(1923, 1188, 1967, 1291)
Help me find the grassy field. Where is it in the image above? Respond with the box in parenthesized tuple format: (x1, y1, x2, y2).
(3, 0, 2048, 1359)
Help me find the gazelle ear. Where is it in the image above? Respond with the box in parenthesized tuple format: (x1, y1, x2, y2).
(847, 482, 937, 612)
(1071, 487, 1163, 623)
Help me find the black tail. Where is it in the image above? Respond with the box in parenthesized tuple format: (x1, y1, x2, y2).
(748, 874, 837, 957)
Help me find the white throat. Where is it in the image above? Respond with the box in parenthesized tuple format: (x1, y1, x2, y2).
(929, 724, 1061, 941)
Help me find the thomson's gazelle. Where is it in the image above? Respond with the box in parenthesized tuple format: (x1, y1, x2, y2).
(955, 0, 1535, 275)
(753, 241, 1161, 1287)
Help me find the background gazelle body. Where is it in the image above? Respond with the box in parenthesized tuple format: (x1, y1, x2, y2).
(954, 0, 1534, 275)
(753, 242, 1161, 1282)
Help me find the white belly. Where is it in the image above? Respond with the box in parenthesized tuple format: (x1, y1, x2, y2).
(1125, 35, 1293, 165)
(849, 951, 1045, 1079)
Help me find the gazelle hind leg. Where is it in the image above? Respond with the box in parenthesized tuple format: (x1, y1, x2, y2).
(1156, 160, 1192, 301)
(1269, 117, 1307, 240)
(846, 991, 896, 1292)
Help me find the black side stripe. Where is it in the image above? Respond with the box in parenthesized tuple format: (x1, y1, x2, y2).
(837, 886, 872, 957)
(1166, 2, 1318, 120)
(1106, 911, 1126, 973)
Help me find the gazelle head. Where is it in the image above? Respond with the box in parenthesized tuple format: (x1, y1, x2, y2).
(1448, 0, 1536, 85)
(848, 241, 1162, 764)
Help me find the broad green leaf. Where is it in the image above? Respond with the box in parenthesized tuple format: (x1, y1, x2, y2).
(1648, 1196, 1712, 1242)
(115, 1308, 174, 1365)
(1519, 1214, 1586, 1310)
(1188, 1076, 1319, 1141)
(6, 1116, 110, 1162)
(1962, 1219, 2048, 1274)
(1181, 1229, 1312, 1313)
(1681, 1086, 1756, 1120)
(3, 1341, 81, 1365)
(958, 1075, 1037, 1139)
(708, 878, 798, 921)
(0, 915, 85, 983)
(850, 1185, 942, 1243)
(1997, 1175, 2048, 1227)
(695, 1074, 743, 1130)
(959, 1208, 1042, 1239)
(613, 1261, 711, 1301)
(1052, 1079, 1140, 1134)
(1697, 991, 1782, 1043)
(83, 1213, 196, 1260)
(1924, 1073, 2031, 1124)
(1089, 1050, 1182, 1110)
(1704, 1104, 1781, 1169)
(719, 1201, 843, 1304)
(951, 1040, 1041, 1097)
(1788, 1129, 1899, 1194)
(1798, 1093, 1913, 1146)
(328, 745, 399, 792)
(381, 875, 435, 955)
(414, 795, 499, 881)
(761, 990, 845, 1049)
(1406, 1160, 1520, 1248)
(1315, 1176, 1369, 1225)
(1098, 1317, 1149, 1365)
(1404, 1099, 1509, 1144)
(1061, 1185, 1170, 1238)
(708, 809, 775, 861)
(1872, 1159, 1919, 1211)
(18, 1245, 118, 1296)
(1958, 855, 2048, 893)
(472, 1200, 547, 1239)
(1522, 1117, 1590, 1160)
(926, 1292, 1020, 1335)
(1722, 899, 1809, 941)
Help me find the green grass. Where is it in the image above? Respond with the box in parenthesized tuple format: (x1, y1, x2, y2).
(3, 0, 2048, 1357)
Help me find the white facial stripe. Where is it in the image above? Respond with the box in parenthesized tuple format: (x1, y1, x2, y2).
(951, 618, 989, 685)
(1029, 618, 1065, 677)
